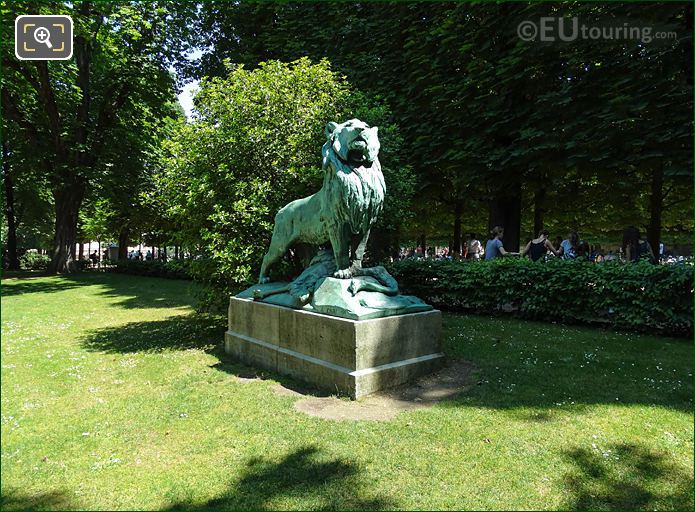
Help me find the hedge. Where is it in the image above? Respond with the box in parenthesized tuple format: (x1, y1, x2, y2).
(113, 259, 192, 280)
(387, 258, 693, 337)
(19, 252, 51, 271)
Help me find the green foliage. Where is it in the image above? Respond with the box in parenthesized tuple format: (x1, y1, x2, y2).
(79, 199, 112, 243)
(388, 258, 693, 336)
(156, 58, 414, 308)
(1, 1, 198, 271)
(192, 2, 693, 246)
(19, 252, 50, 271)
(113, 259, 191, 280)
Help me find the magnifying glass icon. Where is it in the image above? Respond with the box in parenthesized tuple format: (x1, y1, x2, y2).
(34, 26, 52, 49)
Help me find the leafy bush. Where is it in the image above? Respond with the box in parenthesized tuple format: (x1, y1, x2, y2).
(153, 58, 415, 310)
(19, 252, 51, 271)
(387, 258, 693, 336)
(75, 259, 92, 271)
(113, 259, 192, 280)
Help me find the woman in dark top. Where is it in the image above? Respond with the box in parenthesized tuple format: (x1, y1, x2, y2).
(521, 229, 560, 262)
(622, 226, 656, 263)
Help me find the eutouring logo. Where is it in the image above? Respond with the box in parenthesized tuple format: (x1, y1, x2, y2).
(517, 17, 677, 44)
(15, 15, 73, 60)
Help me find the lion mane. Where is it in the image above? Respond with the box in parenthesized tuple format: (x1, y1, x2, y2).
(321, 122, 385, 239)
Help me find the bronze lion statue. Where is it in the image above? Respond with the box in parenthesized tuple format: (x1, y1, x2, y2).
(259, 119, 385, 283)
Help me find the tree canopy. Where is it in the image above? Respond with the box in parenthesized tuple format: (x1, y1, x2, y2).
(190, 1, 693, 251)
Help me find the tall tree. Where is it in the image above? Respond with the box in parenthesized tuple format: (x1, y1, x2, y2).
(1, 1, 197, 272)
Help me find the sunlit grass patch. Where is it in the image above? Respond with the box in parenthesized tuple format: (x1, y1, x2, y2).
(2, 272, 692, 510)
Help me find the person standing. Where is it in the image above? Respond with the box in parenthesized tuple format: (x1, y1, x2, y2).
(521, 229, 560, 261)
(485, 226, 518, 260)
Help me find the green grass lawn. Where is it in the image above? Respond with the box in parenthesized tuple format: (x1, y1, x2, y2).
(1, 272, 692, 510)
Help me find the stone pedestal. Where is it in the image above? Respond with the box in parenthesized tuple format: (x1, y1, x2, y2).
(225, 297, 444, 399)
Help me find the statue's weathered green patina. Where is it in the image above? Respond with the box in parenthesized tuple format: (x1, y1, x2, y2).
(239, 119, 431, 320)
(259, 119, 384, 282)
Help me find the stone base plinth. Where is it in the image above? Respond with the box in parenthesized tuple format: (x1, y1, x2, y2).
(225, 297, 444, 399)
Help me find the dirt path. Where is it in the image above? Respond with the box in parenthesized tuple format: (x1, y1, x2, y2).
(269, 360, 476, 421)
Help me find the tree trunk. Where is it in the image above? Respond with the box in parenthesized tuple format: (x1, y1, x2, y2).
(450, 201, 463, 256)
(647, 166, 664, 260)
(2, 144, 20, 270)
(533, 187, 546, 236)
(47, 181, 85, 274)
(118, 226, 129, 260)
(488, 182, 522, 252)
(78, 243, 84, 260)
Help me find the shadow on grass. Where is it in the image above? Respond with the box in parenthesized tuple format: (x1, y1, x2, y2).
(208, 358, 335, 397)
(562, 443, 694, 510)
(0, 275, 85, 297)
(440, 314, 693, 413)
(87, 273, 198, 309)
(81, 314, 332, 397)
(81, 314, 222, 353)
(1, 271, 195, 309)
(1, 489, 79, 511)
(164, 446, 393, 510)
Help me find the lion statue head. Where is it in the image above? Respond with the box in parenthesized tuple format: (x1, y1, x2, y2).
(325, 119, 380, 165)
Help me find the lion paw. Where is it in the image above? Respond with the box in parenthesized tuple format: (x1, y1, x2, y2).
(333, 268, 353, 279)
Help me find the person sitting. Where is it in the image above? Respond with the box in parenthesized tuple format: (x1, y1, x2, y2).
(521, 229, 560, 262)
(558, 231, 580, 260)
(589, 244, 603, 263)
(485, 226, 519, 260)
(576, 240, 591, 260)
(622, 226, 656, 263)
